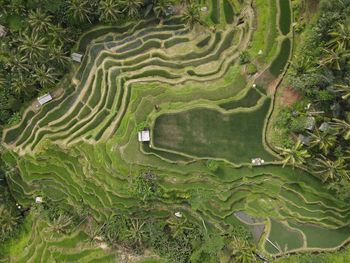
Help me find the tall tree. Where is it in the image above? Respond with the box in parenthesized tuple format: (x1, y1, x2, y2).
(125, 218, 146, 247)
(18, 31, 47, 60)
(121, 0, 143, 18)
(319, 47, 350, 71)
(276, 140, 311, 168)
(10, 71, 35, 97)
(33, 65, 58, 87)
(182, 3, 202, 29)
(219, 237, 258, 263)
(308, 128, 337, 155)
(27, 9, 53, 33)
(49, 45, 71, 67)
(46, 214, 73, 235)
(67, 0, 94, 23)
(327, 22, 350, 51)
(330, 118, 350, 140)
(153, 0, 172, 18)
(313, 156, 349, 182)
(334, 77, 350, 100)
(49, 24, 72, 46)
(98, 0, 121, 23)
(0, 205, 20, 240)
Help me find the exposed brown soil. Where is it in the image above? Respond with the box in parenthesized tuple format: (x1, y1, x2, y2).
(280, 87, 300, 106)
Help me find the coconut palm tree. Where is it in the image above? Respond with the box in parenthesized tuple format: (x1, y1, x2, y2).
(0, 205, 20, 238)
(334, 77, 350, 100)
(308, 128, 337, 155)
(18, 31, 47, 60)
(313, 156, 349, 182)
(153, 0, 172, 18)
(327, 22, 350, 51)
(33, 65, 58, 87)
(276, 140, 311, 168)
(10, 71, 34, 96)
(46, 214, 72, 235)
(182, 3, 202, 29)
(49, 45, 71, 67)
(121, 0, 143, 18)
(220, 237, 258, 263)
(319, 47, 350, 71)
(49, 24, 73, 46)
(98, 0, 121, 22)
(125, 218, 146, 247)
(27, 9, 53, 33)
(67, 0, 93, 23)
(330, 118, 350, 140)
(167, 217, 193, 239)
(290, 55, 316, 75)
(5, 53, 28, 72)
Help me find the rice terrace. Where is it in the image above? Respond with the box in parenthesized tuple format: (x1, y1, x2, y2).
(1, 0, 350, 262)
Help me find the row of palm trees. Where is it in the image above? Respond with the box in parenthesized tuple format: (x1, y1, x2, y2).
(278, 5, 350, 196)
(277, 117, 349, 182)
(1, 0, 204, 98)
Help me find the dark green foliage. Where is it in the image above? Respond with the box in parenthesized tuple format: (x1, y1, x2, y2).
(276, 0, 350, 199)
(239, 51, 251, 65)
(246, 63, 258, 75)
(206, 159, 219, 172)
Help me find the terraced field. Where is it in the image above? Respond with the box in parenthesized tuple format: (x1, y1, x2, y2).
(5, 213, 117, 263)
(2, 0, 350, 260)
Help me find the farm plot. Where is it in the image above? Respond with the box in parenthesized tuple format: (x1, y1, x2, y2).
(2, 0, 350, 258)
(152, 97, 274, 164)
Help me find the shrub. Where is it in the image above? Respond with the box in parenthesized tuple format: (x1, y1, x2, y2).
(246, 63, 258, 75)
(239, 51, 250, 65)
(206, 160, 219, 172)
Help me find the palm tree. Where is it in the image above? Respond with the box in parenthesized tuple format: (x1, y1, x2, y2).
(18, 31, 47, 60)
(121, 0, 143, 18)
(49, 24, 73, 46)
(167, 217, 193, 239)
(182, 3, 204, 29)
(49, 45, 70, 67)
(330, 118, 350, 140)
(153, 0, 172, 18)
(327, 22, 350, 51)
(125, 218, 146, 247)
(220, 237, 258, 263)
(276, 140, 311, 168)
(46, 214, 72, 235)
(67, 0, 93, 23)
(313, 156, 349, 182)
(27, 9, 53, 33)
(308, 128, 337, 155)
(98, 0, 121, 22)
(290, 55, 316, 75)
(5, 53, 29, 72)
(319, 47, 350, 70)
(33, 65, 58, 87)
(0, 205, 20, 238)
(334, 77, 350, 100)
(11, 72, 35, 96)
